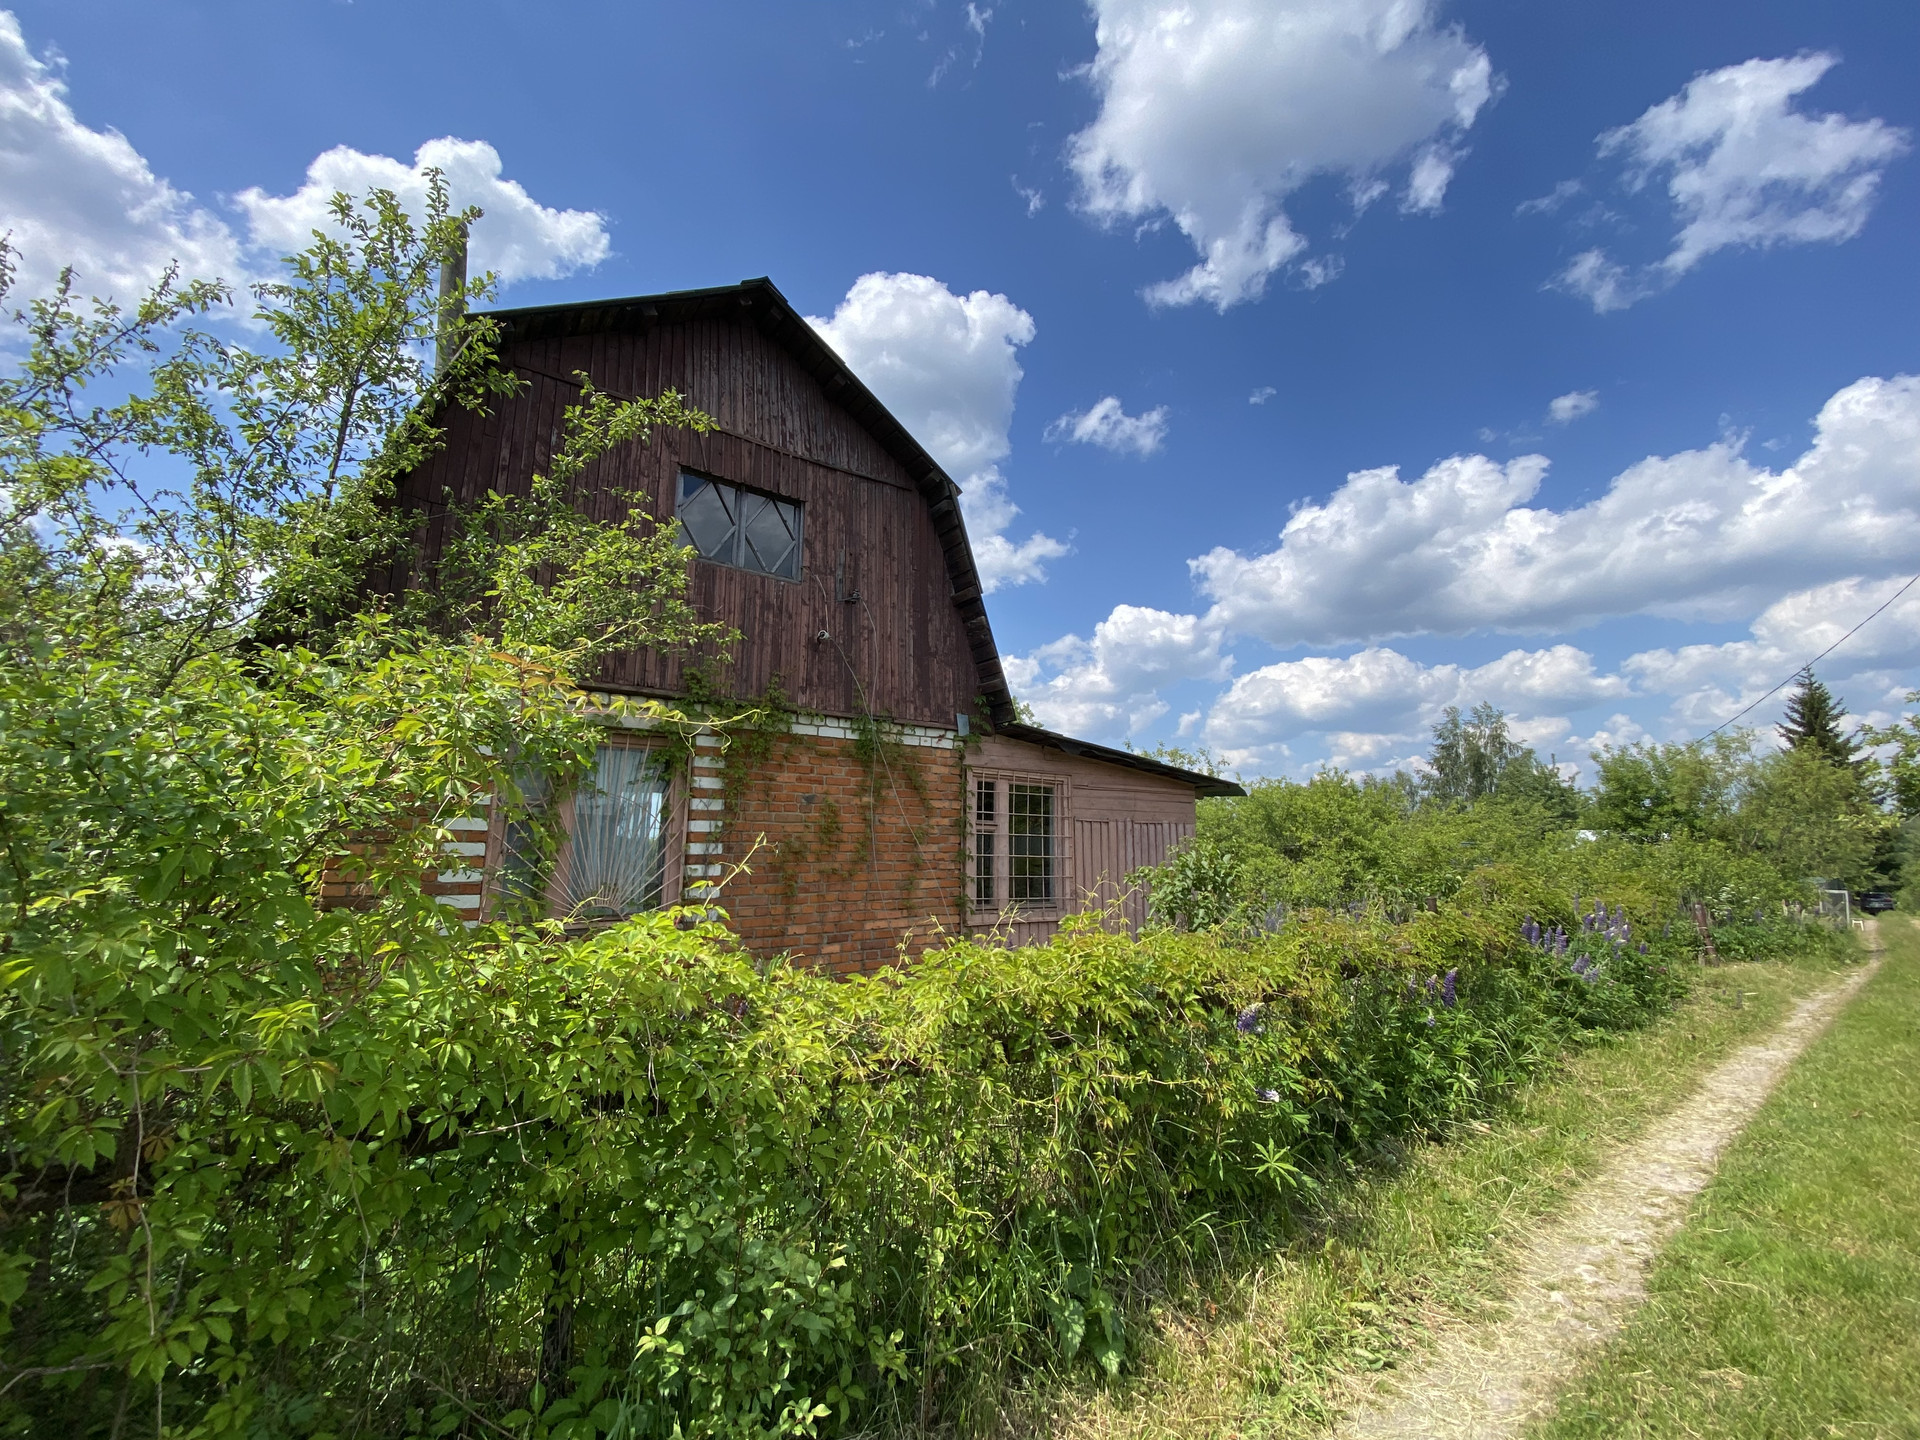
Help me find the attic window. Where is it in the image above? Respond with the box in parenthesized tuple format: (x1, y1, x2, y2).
(677, 472, 802, 580)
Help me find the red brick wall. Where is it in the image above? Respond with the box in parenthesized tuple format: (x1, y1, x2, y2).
(317, 816, 488, 917)
(707, 728, 965, 976)
(317, 730, 966, 977)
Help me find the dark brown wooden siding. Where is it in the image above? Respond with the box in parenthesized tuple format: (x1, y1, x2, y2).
(394, 315, 980, 727)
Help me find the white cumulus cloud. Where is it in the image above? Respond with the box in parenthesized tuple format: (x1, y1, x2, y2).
(1067, 0, 1496, 310)
(0, 12, 608, 304)
(1402, 143, 1459, 213)
(1007, 375, 1920, 764)
(1625, 574, 1920, 730)
(1188, 572, 1920, 771)
(1554, 53, 1909, 312)
(808, 272, 1066, 591)
(1203, 642, 1629, 756)
(1044, 395, 1170, 456)
(1193, 373, 1920, 646)
(1547, 388, 1599, 424)
(235, 138, 609, 284)
(0, 12, 243, 301)
(1005, 606, 1231, 740)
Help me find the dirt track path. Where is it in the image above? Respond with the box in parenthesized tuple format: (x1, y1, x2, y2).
(1326, 922, 1886, 1440)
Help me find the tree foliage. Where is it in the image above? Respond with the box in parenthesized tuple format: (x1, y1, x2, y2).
(1861, 688, 1920, 819)
(1422, 702, 1524, 803)
(1587, 735, 1748, 841)
(0, 181, 746, 1436)
(1139, 696, 1899, 931)
(1777, 667, 1860, 766)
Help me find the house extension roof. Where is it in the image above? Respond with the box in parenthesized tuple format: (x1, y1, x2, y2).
(997, 723, 1246, 798)
(481, 277, 1017, 725)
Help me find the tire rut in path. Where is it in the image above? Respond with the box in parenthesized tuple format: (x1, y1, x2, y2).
(1326, 924, 1886, 1440)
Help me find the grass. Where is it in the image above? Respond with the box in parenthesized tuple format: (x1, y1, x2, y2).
(1001, 943, 1856, 1440)
(1529, 922, 1920, 1439)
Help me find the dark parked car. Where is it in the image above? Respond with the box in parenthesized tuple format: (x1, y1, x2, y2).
(1857, 891, 1897, 914)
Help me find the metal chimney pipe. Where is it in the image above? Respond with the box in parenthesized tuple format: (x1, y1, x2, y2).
(433, 220, 469, 379)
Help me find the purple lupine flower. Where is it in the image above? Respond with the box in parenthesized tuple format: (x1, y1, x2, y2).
(1236, 1004, 1262, 1033)
(1442, 969, 1458, 1008)
(1257, 1088, 1281, 1103)
(1639, 941, 1649, 954)
(1571, 954, 1592, 976)
(1426, 975, 1439, 998)
(1554, 928, 1569, 956)
(1522, 915, 1540, 946)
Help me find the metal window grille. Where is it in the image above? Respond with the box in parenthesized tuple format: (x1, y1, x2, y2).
(676, 472, 802, 580)
(1008, 782, 1054, 903)
(973, 778, 997, 904)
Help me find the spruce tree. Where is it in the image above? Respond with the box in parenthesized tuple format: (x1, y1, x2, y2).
(1778, 668, 1859, 765)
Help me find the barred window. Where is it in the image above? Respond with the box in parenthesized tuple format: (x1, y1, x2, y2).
(559, 744, 672, 918)
(676, 471, 802, 580)
(969, 774, 1060, 912)
(973, 778, 997, 904)
(1008, 783, 1055, 903)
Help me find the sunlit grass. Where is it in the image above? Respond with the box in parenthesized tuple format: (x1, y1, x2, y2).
(994, 944, 1855, 1440)
(1530, 923, 1920, 1439)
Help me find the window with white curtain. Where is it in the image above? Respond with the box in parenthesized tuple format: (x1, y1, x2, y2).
(495, 744, 673, 919)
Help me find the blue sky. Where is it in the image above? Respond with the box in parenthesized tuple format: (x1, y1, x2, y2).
(6, 1, 1919, 776)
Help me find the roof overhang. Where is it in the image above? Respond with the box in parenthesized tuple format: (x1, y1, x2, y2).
(994, 722, 1246, 798)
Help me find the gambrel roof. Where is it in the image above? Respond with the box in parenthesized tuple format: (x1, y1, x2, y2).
(483, 277, 1017, 726)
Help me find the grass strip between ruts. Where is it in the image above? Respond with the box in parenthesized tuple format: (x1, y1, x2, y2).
(1009, 944, 1855, 1440)
(1528, 923, 1920, 1439)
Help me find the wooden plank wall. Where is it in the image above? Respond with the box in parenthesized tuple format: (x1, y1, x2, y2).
(394, 316, 980, 728)
(1072, 818, 1185, 930)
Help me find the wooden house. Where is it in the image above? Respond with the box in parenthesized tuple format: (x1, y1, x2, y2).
(392, 278, 1239, 973)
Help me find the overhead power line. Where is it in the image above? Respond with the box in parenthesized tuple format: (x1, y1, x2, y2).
(1706, 569, 1920, 738)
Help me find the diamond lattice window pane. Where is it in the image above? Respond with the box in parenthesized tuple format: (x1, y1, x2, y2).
(741, 493, 800, 579)
(677, 477, 738, 562)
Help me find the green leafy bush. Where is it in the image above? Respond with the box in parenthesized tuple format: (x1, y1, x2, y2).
(5, 831, 1713, 1439)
